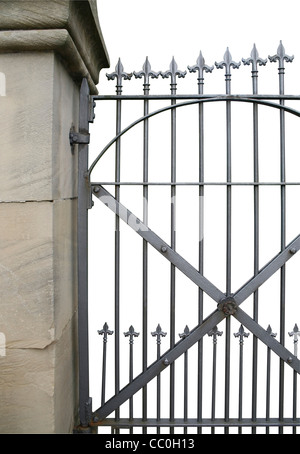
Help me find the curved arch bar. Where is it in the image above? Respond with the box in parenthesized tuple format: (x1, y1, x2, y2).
(88, 96, 300, 177)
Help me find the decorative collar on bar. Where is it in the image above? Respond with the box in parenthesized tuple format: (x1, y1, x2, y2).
(215, 47, 241, 77)
(133, 57, 160, 92)
(269, 41, 294, 69)
(242, 43, 267, 73)
(151, 324, 167, 344)
(161, 57, 187, 92)
(106, 58, 133, 94)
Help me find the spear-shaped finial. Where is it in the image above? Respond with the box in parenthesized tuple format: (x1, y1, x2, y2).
(288, 323, 300, 357)
(151, 324, 167, 344)
(234, 324, 250, 345)
(124, 325, 140, 344)
(188, 51, 214, 85)
(243, 44, 267, 72)
(215, 47, 241, 75)
(161, 56, 187, 92)
(266, 324, 277, 338)
(179, 325, 190, 339)
(269, 40, 294, 68)
(208, 325, 223, 344)
(106, 58, 132, 94)
(133, 56, 160, 91)
(98, 322, 114, 342)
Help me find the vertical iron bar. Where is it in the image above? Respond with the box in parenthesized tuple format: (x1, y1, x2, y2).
(179, 326, 190, 434)
(107, 60, 132, 432)
(134, 59, 159, 434)
(289, 324, 300, 434)
(77, 78, 91, 428)
(216, 48, 240, 434)
(152, 324, 167, 434)
(265, 326, 277, 434)
(269, 42, 293, 434)
(234, 325, 250, 434)
(243, 45, 267, 434)
(142, 79, 149, 435)
(162, 58, 186, 434)
(279, 58, 286, 437)
(208, 326, 223, 434)
(188, 52, 213, 435)
(98, 323, 114, 407)
(124, 326, 140, 435)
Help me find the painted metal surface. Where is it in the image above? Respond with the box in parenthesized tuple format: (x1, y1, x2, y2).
(76, 42, 300, 433)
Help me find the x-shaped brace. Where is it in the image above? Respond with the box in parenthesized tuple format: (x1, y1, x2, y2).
(91, 185, 300, 422)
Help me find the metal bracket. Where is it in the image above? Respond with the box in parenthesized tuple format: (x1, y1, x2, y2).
(218, 296, 238, 316)
(69, 130, 90, 146)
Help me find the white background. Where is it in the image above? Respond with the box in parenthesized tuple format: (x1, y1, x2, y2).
(88, 0, 300, 433)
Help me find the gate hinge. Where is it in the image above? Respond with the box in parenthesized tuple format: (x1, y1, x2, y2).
(69, 130, 90, 146)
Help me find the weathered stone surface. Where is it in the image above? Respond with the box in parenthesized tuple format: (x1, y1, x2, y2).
(0, 52, 53, 202)
(0, 0, 110, 90)
(0, 52, 79, 202)
(0, 315, 78, 434)
(0, 199, 77, 349)
(52, 56, 79, 201)
(0, 202, 54, 349)
(53, 199, 77, 341)
(0, 347, 56, 433)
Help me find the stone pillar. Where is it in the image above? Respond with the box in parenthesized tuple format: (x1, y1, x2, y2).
(0, 0, 109, 433)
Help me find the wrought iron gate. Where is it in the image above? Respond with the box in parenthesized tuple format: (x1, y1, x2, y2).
(73, 42, 300, 434)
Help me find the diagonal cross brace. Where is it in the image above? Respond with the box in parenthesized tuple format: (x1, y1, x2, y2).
(92, 185, 300, 422)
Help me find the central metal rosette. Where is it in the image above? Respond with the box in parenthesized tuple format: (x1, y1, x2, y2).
(217, 296, 238, 316)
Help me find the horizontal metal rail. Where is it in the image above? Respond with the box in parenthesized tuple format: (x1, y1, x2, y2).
(92, 181, 300, 186)
(92, 94, 300, 101)
(95, 418, 300, 428)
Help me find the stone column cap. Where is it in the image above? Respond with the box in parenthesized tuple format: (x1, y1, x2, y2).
(0, 0, 110, 94)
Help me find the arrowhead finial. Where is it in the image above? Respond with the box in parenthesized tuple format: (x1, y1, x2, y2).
(216, 47, 241, 75)
(124, 325, 140, 344)
(98, 322, 114, 342)
(188, 50, 214, 80)
(266, 325, 277, 338)
(151, 324, 167, 344)
(234, 325, 250, 344)
(269, 41, 294, 67)
(242, 44, 267, 71)
(179, 325, 190, 339)
(208, 325, 223, 344)
(161, 56, 187, 90)
(133, 56, 160, 90)
(106, 58, 132, 93)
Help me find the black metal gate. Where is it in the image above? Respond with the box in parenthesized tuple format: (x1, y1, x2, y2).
(73, 42, 300, 434)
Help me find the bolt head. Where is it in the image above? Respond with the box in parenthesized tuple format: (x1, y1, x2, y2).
(163, 358, 170, 366)
(161, 246, 167, 253)
(218, 296, 237, 316)
(93, 186, 100, 193)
